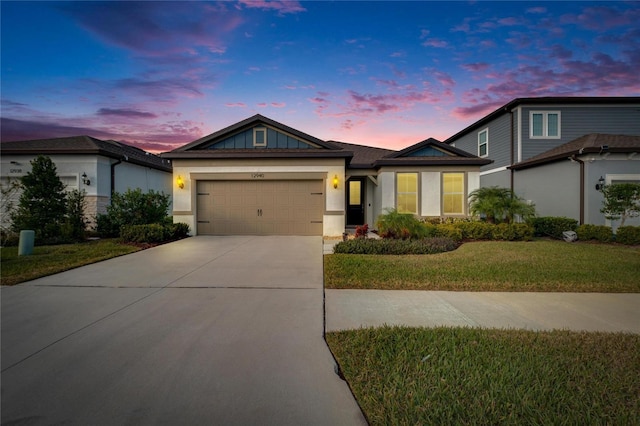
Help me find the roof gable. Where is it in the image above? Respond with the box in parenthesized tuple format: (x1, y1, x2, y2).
(171, 114, 335, 152)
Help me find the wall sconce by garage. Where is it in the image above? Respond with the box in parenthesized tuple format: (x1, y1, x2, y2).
(176, 175, 185, 189)
(332, 175, 339, 189)
(81, 172, 90, 186)
(595, 176, 605, 190)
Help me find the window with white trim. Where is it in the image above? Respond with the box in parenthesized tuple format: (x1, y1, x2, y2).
(253, 127, 267, 147)
(442, 173, 464, 215)
(478, 128, 488, 157)
(396, 172, 418, 214)
(530, 111, 560, 139)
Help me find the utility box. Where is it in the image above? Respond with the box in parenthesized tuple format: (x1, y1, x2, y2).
(18, 230, 35, 256)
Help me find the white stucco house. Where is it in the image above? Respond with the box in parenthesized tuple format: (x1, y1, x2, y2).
(1, 136, 172, 227)
(163, 114, 492, 237)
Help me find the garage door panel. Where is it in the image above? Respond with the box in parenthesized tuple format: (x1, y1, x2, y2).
(197, 180, 324, 236)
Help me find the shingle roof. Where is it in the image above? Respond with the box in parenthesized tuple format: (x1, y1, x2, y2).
(327, 141, 395, 168)
(510, 133, 640, 170)
(0, 135, 172, 172)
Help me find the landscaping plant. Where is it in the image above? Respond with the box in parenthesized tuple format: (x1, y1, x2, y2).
(376, 208, 433, 239)
(600, 183, 640, 227)
(468, 186, 536, 224)
(96, 188, 171, 237)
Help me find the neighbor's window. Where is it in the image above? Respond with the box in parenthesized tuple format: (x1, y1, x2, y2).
(478, 128, 488, 157)
(530, 111, 560, 138)
(396, 172, 418, 214)
(442, 173, 464, 215)
(253, 127, 267, 147)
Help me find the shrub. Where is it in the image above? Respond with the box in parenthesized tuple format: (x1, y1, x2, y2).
(120, 222, 190, 244)
(576, 224, 613, 243)
(454, 221, 495, 240)
(376, 208, 430, 239)
(492, 223, 534, 241)
(528, 217, 578, 239)
(434, 224, 463, 242)
(97, 189, 171, 237)
(333, 237, 460, 255)
(615, 226, 640, 245)
(468, 186, 536, 224)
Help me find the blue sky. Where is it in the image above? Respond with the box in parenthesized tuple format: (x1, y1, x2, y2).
(2, 1, 639, 152)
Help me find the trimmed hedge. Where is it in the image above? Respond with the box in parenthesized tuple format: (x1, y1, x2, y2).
(333, 237, 460, 255)
(616, 226, 640, 245)
(576, 224, 613, 243)
(528, 217, 578, 239)
(491, 223, 534, 241)
(120, 223, 190, 244)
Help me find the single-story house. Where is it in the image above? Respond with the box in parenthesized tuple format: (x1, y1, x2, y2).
(1, 136, 173, 226)
(163, 114, 492, 237)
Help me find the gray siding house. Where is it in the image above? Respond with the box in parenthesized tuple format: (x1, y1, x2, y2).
(445, 97, 640, 227)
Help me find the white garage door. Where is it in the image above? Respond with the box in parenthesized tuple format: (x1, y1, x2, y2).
(196, 180, 324, 235)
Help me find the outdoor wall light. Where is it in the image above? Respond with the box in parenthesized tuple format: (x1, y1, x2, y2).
(595, 176, 605, 190)
(333, 174, 339, 189)
(81, 172, 90, 186)
(177, 175, 185, 189)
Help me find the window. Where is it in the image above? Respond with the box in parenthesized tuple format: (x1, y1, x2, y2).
(478, 128, 488, 157)
(396, 173, 418, 214)
(253, 127, 267, 147)
(530, 111, 560, 139)
(442, 173, 464, 215)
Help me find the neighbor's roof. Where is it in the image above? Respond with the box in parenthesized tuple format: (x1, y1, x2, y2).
(510, 133, 640, 170)
(0, 135, 172, 172)
(444, 96, 640, 144)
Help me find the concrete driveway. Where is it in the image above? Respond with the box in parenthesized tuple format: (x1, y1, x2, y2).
(1, 236, 367, 425)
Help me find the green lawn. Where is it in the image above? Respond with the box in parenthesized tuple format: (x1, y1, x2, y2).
(326, 326, 640, 425)
(1, 240, 140, 286)
(325, 240, 640, 292)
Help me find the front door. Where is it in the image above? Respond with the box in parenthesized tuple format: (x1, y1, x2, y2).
(346, 177, 365, 225)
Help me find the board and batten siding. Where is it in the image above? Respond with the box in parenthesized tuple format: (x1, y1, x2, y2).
(520, 105, 640, 162)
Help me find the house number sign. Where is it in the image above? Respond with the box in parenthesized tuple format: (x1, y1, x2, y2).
(251, 173, 265, 179)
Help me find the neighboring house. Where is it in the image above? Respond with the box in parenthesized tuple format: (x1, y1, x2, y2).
(1, 136, 173, 227)
(444, 97, 640, 226)
(163, 114, 491, 237)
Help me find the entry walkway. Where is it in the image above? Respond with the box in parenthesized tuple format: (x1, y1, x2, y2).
(1, 236, 366, 425)
(325, 290, 640, 333)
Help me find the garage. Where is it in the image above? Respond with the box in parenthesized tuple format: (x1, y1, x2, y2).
(196, 180, 324, 235)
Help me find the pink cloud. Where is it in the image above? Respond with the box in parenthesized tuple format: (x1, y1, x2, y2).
(527, 7, 547, 14)
(461, 63, 490, 72)
(97, 108, 158, 119)
(422, 38, 449, 48)
(561, 5, 640, 31)
(271, 102, 286, 108)
(237, 0, 306, 15)
(225, 103, 247, 108)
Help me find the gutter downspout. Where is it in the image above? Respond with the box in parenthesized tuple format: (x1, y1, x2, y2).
(110, 157, 124, 197)
(570, 155, 585, 225)
(509, 109, 514, 192)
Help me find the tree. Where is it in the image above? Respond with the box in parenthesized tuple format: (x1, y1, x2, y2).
(64, 189, 88, 241)
(1, 177, 22, 245)
(468, 186, 536, 224)
(11, 156, 68, 242)
(600, 183, 640, 227)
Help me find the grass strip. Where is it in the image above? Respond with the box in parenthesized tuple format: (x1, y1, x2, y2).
(1, 240, 140, 286)
(325, 240, 640, 292)
(326, 326, 640, 426)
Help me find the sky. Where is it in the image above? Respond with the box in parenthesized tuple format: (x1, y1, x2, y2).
(1, 1, 639, 153)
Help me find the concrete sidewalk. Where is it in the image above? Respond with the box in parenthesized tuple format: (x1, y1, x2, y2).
(2, 236, 366, 426)
(326, 290, 640, 333)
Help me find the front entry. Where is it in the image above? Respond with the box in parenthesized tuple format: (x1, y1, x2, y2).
(346, 177, 365, 226)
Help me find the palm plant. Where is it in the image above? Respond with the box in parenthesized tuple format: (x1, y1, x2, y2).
(468, 186, 535, 224)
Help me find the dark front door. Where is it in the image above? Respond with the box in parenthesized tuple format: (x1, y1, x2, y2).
(346, 177, 365, 225)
